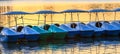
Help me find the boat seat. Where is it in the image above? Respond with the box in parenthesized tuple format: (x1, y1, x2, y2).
(54, 23, 60, 27)
(70, 23, 77, 28)
(27, 25, 32, 28)
(0, 27, 4, 32)
(17, 26, 23, 32)
(95, 22, 102, 28)
(103, 21, 110, 24)
(43, 24, 50, 30)
(81, 22, 86, 25)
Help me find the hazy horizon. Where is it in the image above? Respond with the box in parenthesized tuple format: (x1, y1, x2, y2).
(1, 0, 120, 6)
(0, 0, 120, 2)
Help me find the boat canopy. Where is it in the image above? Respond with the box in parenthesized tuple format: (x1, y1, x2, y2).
(60, 9, 87, 13)
(33, 10, 59, 25)
(33, 10, 58, 14)
(88, 9, 111, 12)
(2, 11, 30, 15)
(2, 11, 30, 28)
(113, 8, 120, 12)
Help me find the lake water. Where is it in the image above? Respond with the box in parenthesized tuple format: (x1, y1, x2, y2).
(0, 38, 120, 54)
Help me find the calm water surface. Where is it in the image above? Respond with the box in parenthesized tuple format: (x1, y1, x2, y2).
(0, 39, 120, 54)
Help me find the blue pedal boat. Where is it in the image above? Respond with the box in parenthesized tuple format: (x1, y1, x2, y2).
(89, 21, 120, 36)
(46, 24, 67, 39)
(19, 26, 40, 41)
(60, 9, 94, 38)
(99, 21, 119, 36)
(88, 9, 120, 37)
(59, 24, 80, 38)
(33, 10, 67, 39)
(2, 11, 40, 41)
(87, 22, 105, 37)
(0, 27, 24, 42)
(64, 22, 94, 37)
(76, 22, 94, 37)
(32, 26, 53, 40)
(40, 24, 67, 39)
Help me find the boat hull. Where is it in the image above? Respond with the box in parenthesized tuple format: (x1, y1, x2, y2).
(24, 34, 40, 41)
(53, 32, 67, 39)
(0, 35, 23, 42)
(94, 31, 105, 37)
(79, 30, 94, 37)
(68, 31, 80, 38)
(32, 26, 53, 40)
(104, 30, 120, 36)
(40, 32, 53, 40)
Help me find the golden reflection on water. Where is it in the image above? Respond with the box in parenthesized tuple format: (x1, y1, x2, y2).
(0, 41, 120, 54)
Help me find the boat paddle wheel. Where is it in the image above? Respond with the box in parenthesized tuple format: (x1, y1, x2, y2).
(81, 22, 86, 25)
(103, 21, 110, 24)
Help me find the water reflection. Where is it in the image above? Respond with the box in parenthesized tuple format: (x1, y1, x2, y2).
(0, 39, 120, 54)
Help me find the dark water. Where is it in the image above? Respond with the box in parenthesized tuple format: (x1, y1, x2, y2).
(0, 39, 120, 54)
